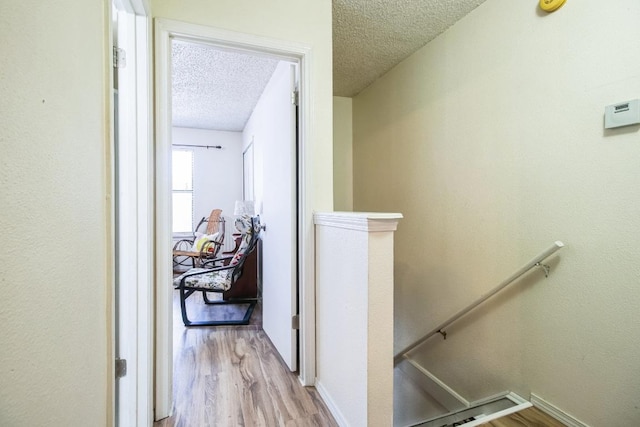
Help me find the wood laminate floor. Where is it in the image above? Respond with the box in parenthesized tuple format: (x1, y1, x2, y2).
(154, 289, 337, 427)
(479, 407, 567, 426)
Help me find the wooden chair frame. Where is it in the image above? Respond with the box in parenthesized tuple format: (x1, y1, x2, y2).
(172, 209, 226, 270)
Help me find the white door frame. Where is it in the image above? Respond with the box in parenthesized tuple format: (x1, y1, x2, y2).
(111, 0, 152, 426)
(154, 18, 317, 419)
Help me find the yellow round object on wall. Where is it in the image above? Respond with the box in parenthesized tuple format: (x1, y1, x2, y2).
(539, 0, 566, 12)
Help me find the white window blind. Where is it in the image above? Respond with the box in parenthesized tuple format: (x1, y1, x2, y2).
(172, 149, 193, 233)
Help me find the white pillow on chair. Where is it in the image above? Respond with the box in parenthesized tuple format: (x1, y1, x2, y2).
(190, 232, 220, 252)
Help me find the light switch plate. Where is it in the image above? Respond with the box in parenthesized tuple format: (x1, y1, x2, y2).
(604, 99, 640, 129)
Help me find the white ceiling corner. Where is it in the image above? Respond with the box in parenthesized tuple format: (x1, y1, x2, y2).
(171, 40, 279, 131)
(171, 1, 489, 129)
(332, 0, 487, 97)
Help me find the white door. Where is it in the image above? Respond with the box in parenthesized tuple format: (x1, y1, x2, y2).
(114, 8, 137, 426)
(261, 63, 298, 371)
(113, 2, 152, 425)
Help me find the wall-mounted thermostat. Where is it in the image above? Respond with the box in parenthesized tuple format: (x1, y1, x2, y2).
(604, 99, 640, 129)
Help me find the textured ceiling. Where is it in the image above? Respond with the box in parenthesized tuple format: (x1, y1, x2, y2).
(333, 0, 487, 97)
(171, 1, 488, 130)
(172, 40, 279, 131)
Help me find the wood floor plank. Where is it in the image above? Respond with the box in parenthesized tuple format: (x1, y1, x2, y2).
(154, 292, 337, 427)
(479, 407, 567, 426)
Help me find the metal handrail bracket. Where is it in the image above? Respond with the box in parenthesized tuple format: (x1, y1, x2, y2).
(394, 241, 565, 364)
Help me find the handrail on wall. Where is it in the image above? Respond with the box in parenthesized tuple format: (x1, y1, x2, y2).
(394, 241, 565, 364)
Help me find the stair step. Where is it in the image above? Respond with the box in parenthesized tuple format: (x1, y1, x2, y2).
(475, 407, 567, 426)
(408, 393, 530, 427)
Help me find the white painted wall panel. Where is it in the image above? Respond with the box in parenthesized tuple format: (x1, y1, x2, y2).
(333, 96, 354, 211)
(315, 212, 401, 427)
(316, 225, 369, 426)
(353, 1, 640, 425)
(0, 1, 109, 425)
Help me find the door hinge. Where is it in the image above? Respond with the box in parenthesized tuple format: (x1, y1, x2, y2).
(291, 90, 299, 106)
(115, 358, 127, 378)
(113, 47, 126, 69)
(291, 314, 300, 330)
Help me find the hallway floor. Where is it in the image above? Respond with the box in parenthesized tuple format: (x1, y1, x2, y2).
(153, 290, 337, 427)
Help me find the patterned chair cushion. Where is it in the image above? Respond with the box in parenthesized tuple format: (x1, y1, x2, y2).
(173, 268, 234, 291)
(173, 216, 257, 291)
(229, 216, 255, 266)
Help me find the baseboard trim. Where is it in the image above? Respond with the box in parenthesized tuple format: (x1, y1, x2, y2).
(531, 393, 590, 427)
(315, 379, 350, 427)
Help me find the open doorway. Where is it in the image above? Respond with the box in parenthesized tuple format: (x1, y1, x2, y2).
(154, 19, 315, 419)
(169, 39, 298, 337)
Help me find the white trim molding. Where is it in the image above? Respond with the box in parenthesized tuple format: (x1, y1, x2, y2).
(531, 394, 590, 427)
(315, 380, 349, 427)
(313, 211, 403, 232)
(112, 1, 153, 425)
(154, 19, 318, 418)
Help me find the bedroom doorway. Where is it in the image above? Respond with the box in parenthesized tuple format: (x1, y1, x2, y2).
(154, 19, 315, 419)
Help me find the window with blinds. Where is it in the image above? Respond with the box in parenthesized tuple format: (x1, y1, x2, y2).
(172, 149, 194, 233)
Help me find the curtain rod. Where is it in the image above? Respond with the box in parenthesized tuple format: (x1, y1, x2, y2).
(173, 144, 223, 150)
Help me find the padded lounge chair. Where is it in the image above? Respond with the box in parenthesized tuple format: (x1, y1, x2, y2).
(172, 215, 260, 327)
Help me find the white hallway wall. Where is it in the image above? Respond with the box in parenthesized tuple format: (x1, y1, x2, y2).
(0, 1, 331, 425)
(352, 0, 640, 425)
(172, 127, 243, 229)
(333, 96, 353, 211)
(0, 1, 109, 425)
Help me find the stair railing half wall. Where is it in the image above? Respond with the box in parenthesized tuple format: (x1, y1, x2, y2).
(394, 241, 565, 364)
